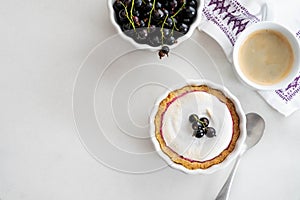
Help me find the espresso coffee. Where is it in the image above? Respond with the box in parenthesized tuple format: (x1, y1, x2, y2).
(238, 29, 294, 85)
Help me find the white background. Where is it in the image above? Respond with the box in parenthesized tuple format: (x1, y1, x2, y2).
(1, 0, 300, 200)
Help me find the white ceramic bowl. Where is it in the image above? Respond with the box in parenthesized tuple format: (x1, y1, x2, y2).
(149, 80, 246, 174)
(233, 21, 300, 90)
(108, 0, 204, 51)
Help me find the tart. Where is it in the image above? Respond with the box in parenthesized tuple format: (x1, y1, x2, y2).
(150, 81, 246, 173)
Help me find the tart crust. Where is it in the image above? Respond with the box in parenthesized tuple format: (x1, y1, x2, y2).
(154, 84, 240, 170)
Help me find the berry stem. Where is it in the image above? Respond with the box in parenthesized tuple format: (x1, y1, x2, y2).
(195, 118, 206, 127)
(147, 0, 156, 31)
(170, 0, 186, 35)
(120, 1, 136, 31)
(160, 14, 169, 44)
(171, 0, 186, 18)
(130, 0, 135, 19)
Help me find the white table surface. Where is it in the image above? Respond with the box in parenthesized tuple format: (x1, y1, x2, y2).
(1, 0, 300, 200)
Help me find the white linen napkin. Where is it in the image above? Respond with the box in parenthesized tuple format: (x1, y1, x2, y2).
(199, 0, 300, 116)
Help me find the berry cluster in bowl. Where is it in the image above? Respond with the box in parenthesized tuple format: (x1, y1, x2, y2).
(108, 0, 204, 52)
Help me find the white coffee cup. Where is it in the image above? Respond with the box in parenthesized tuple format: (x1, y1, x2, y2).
(233, 21, 300, 90)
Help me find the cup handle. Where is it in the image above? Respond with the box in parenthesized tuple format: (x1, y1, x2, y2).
(260, 1, 274, 21)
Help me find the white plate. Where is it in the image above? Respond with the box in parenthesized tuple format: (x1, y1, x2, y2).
(72, 34, 223, 173)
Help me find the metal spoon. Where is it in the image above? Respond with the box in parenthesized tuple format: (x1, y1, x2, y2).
(215, 112, 265, 200)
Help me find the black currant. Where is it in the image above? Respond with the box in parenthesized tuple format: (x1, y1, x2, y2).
(118, 9, 128, 23)
(183, 6, 196, 19)
(164, 17, 173, 29)
(152, 9, 164, 21)
(143, 3, 153, 12)
(113, 1, 123, 12)
(182, 18, 193, 25)
(194, 129, 205, 138)
(134, 0, 143, 8)
(189, 114, 199, 123)
(158, 46, 169, 59)
(148, 35, 161, 47)
(169, 0, 178, 9)
(199, 117, 209, 127)
(121, 23, 133, 31)
(155, 2, 162, 9)
(162, 8, 169, 16)
(177, 23, 189, 34)
(132, 9, 140, 17)
(162, 28, 171, 37)
(136, 29, 148, 41)
(205, 127, 216, 138)
(186, 0, 197, 8)
(165, 36, 176, 45)
(148, 25, 157, 34)
(192, 121, 203, 130)
(160, 0, 169, 8)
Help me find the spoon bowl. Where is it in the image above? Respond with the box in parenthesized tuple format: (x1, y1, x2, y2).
(245, 112, 265, 150)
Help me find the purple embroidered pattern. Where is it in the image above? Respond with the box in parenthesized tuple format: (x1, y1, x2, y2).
(296, 30, 300, 39)
(203, 0, 259, 45)
(275, 29, 300, 103)
(275, 30, 300, 103)
(276, 74, 300, 103)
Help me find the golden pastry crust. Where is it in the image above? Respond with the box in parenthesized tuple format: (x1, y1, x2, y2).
(154, 84, 240, 170)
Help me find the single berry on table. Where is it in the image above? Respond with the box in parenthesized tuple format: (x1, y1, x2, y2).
(158, 46, 170, 59)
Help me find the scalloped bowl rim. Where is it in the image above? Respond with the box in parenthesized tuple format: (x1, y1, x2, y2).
(107, 0, 204, 51)
(149, 79, 247, 174)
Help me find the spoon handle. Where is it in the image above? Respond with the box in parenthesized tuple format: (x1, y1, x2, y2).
(215, 154, 242, 200)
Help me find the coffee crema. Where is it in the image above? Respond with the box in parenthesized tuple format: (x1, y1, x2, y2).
(238, 29, 294, 85)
